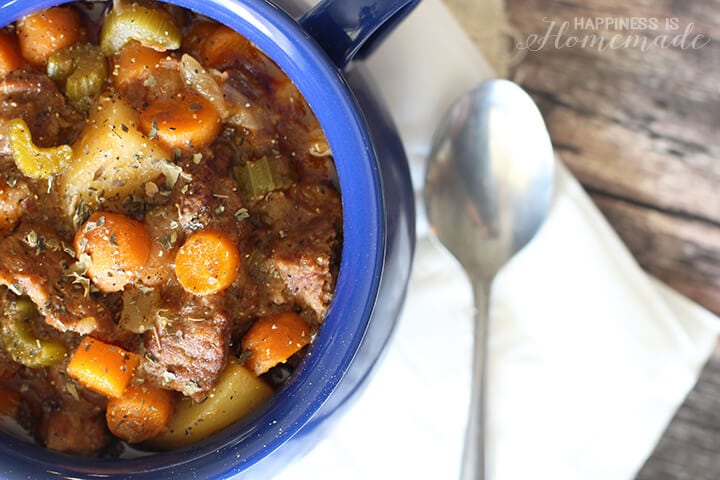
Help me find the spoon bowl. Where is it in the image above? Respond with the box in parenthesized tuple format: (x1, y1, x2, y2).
(424, 79, 555, 479)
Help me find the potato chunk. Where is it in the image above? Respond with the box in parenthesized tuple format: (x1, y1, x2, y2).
(59, 93, 171, 217)
(146, 361, 272, 450)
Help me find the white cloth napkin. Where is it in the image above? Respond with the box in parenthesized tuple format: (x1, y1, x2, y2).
(276, 1, 720, 479)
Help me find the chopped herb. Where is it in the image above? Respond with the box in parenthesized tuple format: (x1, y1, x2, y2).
(43, 238, 61, 252)
(68, 252, 92, 276)
(23, 230, 39, 248)
(62, 241, 77, 258)
(143, 75, 158, 88)
(68, 271, 92, 298)
(159, 232, 177, 249)
(184, 381, 203, 396)
(234, 208, 249, 221)
(145, 181, 159, 198)
(221, 126, 236, 139)
(72, 201, 91, 230)
(237, 350, 252, 365)
(8, 283, 22, 296)
(161, 370, 177, 384)
(77, 237, 88, 255)
(65, 382, 80, 401)
(158, 159, 184, 188)
(148, 117, 159, 139)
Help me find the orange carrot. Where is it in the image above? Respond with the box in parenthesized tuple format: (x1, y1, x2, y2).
(182, 20, 219, 59)
(174, 229, 241, 296)
(241, 312, 312, 375)
(66, 336, 140, 398)
(16, 6, 84, 67)
(0, 31, 23, 77)
(139, 92, 221, 151)
(74, 212, 152, 293)
(106, 381, 175, 443)
(112, 40, 167, 90)
(0, 387, 21, 417)
(199, 24, 255, 69)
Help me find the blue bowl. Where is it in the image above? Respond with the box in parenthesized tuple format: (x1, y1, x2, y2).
(0, 0, 417, 478)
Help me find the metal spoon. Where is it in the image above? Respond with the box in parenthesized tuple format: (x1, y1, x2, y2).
(424, 79, 555, 480)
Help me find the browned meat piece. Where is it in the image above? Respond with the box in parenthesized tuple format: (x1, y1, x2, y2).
(0, 175, 33, 233)
(137, 163, 247, 399)
(116, 55, 184, 110)
(249, 185, 342, 321)
(3, 365, 110, 455)
(175, 164, 217, 232)
(222, 65, 284, 153)
(0, 68, 84, 154)
(138, 205, 183, 288)
(0, 344, 19, 380)
(41, 406, 110, 455)
(174, 161, 249, 239)
(142, 291, 231, 401)
(0, 222, 115, 338)
(252, 184, 341, 233)
(39, 367, 110, 455)
(265, 220, 338, 319)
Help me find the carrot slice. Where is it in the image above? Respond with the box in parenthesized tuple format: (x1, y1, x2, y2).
(139, 92, 220, 151)
(112, 40, 167, 90)
(182, 20, 219, 58)
(16, 6, 84, 67)
(75, 212, 152, 293)
(0, 31, 23, 77)
(106, 382, 175, 443)
(242, 312, 312, 375)
(174, 230, 241, 296)
(198, 25, 251, 69)
(66, 336, 140, 398)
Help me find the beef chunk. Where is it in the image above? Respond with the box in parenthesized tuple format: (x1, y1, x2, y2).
(0, 175, 32, 232)
(0, 68, 84, 154)
(142, 292, 231, 401)
(0, 222, 115, 338)
(41, 405, 110, 455)
(250, 185, 342, 320)
(3, 366, 110, 455)
(174, 162, 248, 238)
(265, 219, 337, 319)
(0, 343, 19, 380)
(39, 368, 110, 455)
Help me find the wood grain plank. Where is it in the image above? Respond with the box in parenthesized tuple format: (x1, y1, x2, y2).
(505, 1, 720, 477)
(507, 0, 720, 222)
(590, 193, 720, 314)
(636, 343, 720, 480)
(506, 0, 720, 314)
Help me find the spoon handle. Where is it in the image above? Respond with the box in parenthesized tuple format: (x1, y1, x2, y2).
(461, 280, 491, 480)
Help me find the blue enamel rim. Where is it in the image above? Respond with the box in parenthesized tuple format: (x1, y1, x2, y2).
(0, 0, 385, 478)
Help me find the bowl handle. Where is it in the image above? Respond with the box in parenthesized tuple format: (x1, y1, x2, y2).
(299, 0, 420, 69)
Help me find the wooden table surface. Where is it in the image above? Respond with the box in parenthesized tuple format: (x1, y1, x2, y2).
(503, 0, 720, 478)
